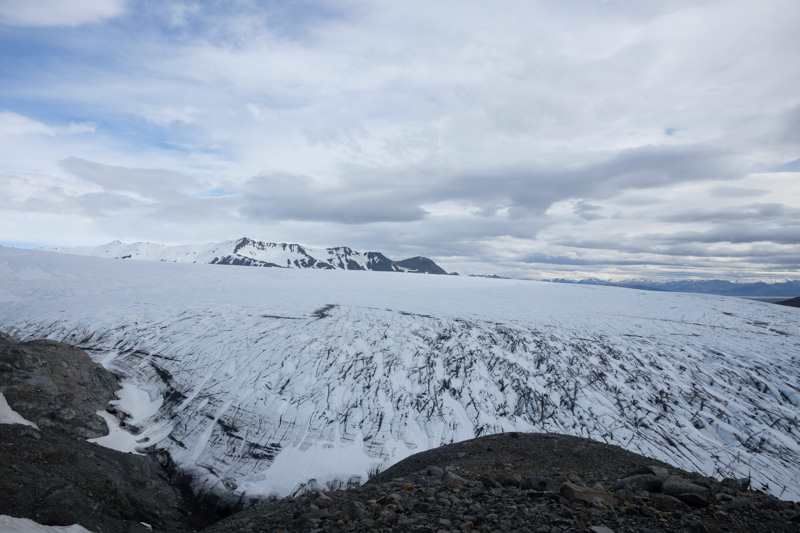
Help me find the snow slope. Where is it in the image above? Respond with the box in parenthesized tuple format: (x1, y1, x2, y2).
(54, 237, 444, 273)
(1, 246, 799, 499)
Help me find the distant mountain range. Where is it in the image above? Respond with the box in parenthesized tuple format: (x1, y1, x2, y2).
(550, 278, 800, 299)
(54, 237, 449, 274)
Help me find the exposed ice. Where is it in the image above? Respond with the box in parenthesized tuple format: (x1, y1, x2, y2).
(238, 433, 374, 496)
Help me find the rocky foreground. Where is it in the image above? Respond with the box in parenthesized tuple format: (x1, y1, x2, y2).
(1, 334, 799, 532)
(207, 432, 800, 533)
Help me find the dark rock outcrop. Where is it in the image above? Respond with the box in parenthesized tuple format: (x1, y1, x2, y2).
(0, 335, 193, 532)
(0, 336, 117, 438)
(0, 426, 191, 532)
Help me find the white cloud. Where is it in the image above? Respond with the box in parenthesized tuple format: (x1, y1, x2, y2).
(0, 0, 125, 27)
(0, 112, 94, 138)
(0, 112, 53, 136)
(140, 105, 198, 126)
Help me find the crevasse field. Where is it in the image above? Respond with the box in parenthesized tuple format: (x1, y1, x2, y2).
(1, 247, 799, 500)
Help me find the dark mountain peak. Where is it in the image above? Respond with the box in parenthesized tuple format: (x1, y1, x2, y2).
(777, 296, 800, 308)
(327, 246, 354, 254)
(235, 238, 308, 255)
(233, 236, 254, 251)
(364, 251, 398, 272)
(395, 256, 448, 274)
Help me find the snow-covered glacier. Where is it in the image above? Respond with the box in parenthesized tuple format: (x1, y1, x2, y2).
(1, 246, 798, 500)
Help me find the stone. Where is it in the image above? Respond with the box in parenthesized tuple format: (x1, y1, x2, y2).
(521, 475, 548, 491)
(346, 501, 368, 519)
(648, 493, 689, 512)
(559, 482, 619, 508)
(497, 473, 522, 487)
(426, 465, 444, 478)
(443, 470, 467, 489)
(662, 476, 708, 497)
(480, 475, 502, 489)
(589, 526, 615, 533)
(623, 465, 669, 479)
(648, 466, 670, 478)
(614, 474, 663, 492)
(676, 492, 709, 508)
(315, 492, 333, 508)
(684, 517, 708, 533)
(378, 509, 397, 523)
(721, 477, 751, 491)
(721, 496, 753, 511)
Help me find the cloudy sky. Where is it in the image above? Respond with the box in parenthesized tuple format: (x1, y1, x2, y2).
(1, 0, 799, 280)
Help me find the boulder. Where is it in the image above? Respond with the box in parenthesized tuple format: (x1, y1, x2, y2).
(615, 474, 664, 492)
(560, 482, 619, 507)
(663, 476, 709, 497)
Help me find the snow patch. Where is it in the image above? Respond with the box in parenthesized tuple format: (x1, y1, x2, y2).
(0, 515, 92, 532)
(87, 410, 144, 454)
(110, 381, 162, 426)
(0, 393, 38, 429)
(86, 380, 173, 454)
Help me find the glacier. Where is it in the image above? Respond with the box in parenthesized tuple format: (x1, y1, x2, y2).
(1, 246, 798, 500)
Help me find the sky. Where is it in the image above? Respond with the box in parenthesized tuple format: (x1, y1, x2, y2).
(0, 0, 799, 280)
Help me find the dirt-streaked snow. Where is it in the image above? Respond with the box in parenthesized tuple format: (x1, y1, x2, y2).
(1, 246, 798, 499)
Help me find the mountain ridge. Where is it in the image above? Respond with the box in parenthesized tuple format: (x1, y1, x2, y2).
(549, 277, 800, 298)
(54, 237, 449, 274)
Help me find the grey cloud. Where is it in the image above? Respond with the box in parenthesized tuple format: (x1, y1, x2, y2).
(11, 188, 146, 218)
(780, 105, 800, 145)
(52, 141, 750, 234)
(660, 225, 800, 246)
(75, 192, 149, 216)
(708, 186, 770, 198)
(560, 235, 800, 258)
(772, 158, 800, 172)
(658, 203, 800, 224)
(60, 157, 210, 201)
(240, 173, 427, 224)
(572, 201, 604, 221)
(520, 252, 685, 267)
(422, 143, 745, 216)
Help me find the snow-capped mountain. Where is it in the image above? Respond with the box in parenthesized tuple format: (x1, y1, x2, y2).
(54, 237, 448, 274)
(1, 247, 798, 501)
